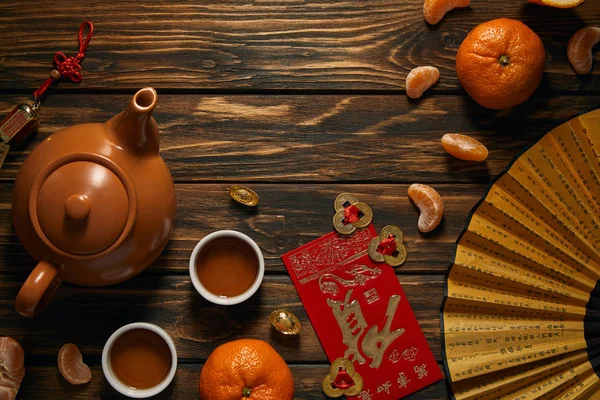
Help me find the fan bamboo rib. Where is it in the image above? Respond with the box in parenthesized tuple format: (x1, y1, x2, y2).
(442, 109, 600, 400)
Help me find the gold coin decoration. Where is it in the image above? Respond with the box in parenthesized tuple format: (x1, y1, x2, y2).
(229, 185, 259, 206)
(368, 225, 408, 267)
(332, 193, 373, 235)
(381, 225, 404, 243)
(368, 237, 385, 263)
(269, 309, 302, 335)
(344, 373, 364, 396)
(334, 193, 359, 212)
(333, 210, 357, 235)
(350, 202, 373, 229)
(322, 357, 363, 398)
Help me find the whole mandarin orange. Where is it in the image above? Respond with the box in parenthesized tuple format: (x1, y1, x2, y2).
(456, 18, 545, 110)
(199, 339, 294, 400)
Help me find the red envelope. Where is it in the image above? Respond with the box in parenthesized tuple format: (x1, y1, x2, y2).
(282, 225, 442, 399)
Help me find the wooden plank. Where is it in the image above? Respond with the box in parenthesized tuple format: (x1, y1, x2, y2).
(0, 0, 597, 92)
(0, 183, 484, 275)
(0, 275, 445, 362)
(1, 94, 596, 183)
(17, 363, 449, 399)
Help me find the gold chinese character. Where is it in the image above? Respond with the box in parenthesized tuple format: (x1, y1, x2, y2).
(397, 372, 411, 389)
(358, 390, 373, 400)
(414, 363, 428, 380)
(401, 347, 418, 362)
(377, 381, 392, 394)
(362, 295, 405, 368)
(327, 290, 368, 364)
(388, 349, 401, 363)
(363, 288, 380, 304)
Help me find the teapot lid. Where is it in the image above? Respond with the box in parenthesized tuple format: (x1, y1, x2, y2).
(30, 154, 137, 257)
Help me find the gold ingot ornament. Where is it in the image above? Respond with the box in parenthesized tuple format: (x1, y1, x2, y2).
(229, 185, 259, 206)
(333, 193, 373, 235)
(369, 225, 407, 267)
(322, 357, 363, 397)
(269, 309, 302, 335)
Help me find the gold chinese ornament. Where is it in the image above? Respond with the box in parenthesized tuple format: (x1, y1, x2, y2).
(368, 225, 407, 267)
(322, 358, 363, 398)
(229, 185, 259, 206)
(269, 309, 302, 335)
(333, 193, 373, 235)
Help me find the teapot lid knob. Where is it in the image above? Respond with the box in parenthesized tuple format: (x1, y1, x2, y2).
(65, 194, 90, 220)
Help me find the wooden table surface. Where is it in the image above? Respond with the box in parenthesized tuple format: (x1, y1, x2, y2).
(1, 1, 598, 399)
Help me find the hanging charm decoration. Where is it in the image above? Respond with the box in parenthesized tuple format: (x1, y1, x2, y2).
(368, 225, 407, 267)
(333, 193, 373, 235)
(0, 20, 94, 156)
(321, 358, 364, 398)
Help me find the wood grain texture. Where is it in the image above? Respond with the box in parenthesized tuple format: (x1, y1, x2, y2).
(0, 275, 444, 361)
(0, 183, 484, 275)
(17, 364, 448, 399)
(0, 94, 597, 183)
(1, 2, 596, 399)
(0, 0, 598, 92)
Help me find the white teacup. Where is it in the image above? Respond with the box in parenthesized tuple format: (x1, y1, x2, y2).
(189, 230, 265, 305)
(102, 322, 177, 398)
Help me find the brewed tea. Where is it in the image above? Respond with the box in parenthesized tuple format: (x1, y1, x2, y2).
(196, 237, 258, 298)
(110, 329, 171, 390)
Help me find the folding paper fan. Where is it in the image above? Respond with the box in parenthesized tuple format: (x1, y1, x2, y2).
(441, 109, 600, 400)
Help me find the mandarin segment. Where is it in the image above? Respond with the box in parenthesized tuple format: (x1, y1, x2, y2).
(456, 18, 545, 110)
(199, 339, 294, 400)
(0, 337, 25, 398)
(441, 134, 488, 162)
(408, 184, 444, 233)
(528, 0, 585, 7)
(406, 66, 440, 99)
(424, 0, 471, 25)
(57, 343, 92, 385)
(568, 27, 600, 75)
(0, 387, 17, 400)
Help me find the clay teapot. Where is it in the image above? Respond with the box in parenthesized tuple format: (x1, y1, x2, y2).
(12, 88, 176, 317)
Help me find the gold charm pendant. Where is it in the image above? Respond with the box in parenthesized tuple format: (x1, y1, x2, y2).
(333, 193, 373, 235)
(368, 225, 407, 267)
(322, 358, 364, 398)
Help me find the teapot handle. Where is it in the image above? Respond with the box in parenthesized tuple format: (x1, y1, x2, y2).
(15, 260, 62, 318)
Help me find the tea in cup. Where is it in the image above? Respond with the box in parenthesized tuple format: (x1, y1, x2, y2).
(102, 322, 177, 398)
(189, 230, 265, 305)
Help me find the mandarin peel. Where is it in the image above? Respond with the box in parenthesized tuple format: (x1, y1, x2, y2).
(199, 339, 294, 400)
(57, 343, 92, 385)
(456, 18, 545, 110)
(406, 66, 440, 99)
(423, 0, 471, 25)
(0, 337, 25, 400)
(408, 184, 444, 233)
(441, 134, 488, 162)
(568, 27, 600, 75)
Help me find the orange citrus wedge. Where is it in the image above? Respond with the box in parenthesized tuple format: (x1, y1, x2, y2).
(441, 134, 488, 161)
(408, 184, 444, 233)
(568, 27, 600, 75)
(58, 343, 92, 385)
(406, 66, 440, 99)
(424, 0, 471, 25)
(528, 0, 585, 8)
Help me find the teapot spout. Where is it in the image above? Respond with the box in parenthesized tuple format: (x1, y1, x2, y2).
(107, 87, 160, 154)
